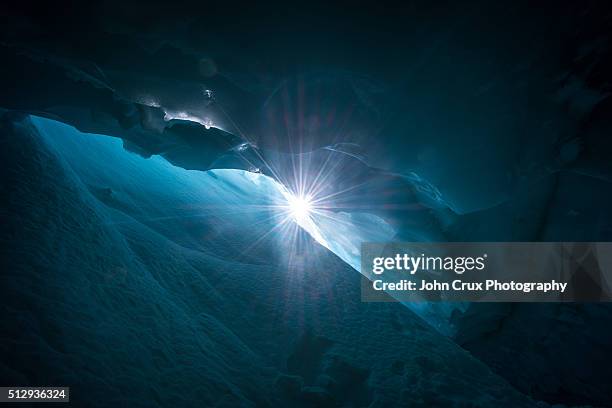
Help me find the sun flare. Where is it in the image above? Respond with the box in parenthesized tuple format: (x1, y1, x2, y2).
(287, 194, 313, 222)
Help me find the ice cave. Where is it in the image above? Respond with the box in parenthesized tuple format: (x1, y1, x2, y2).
(2, 1, 612, 407)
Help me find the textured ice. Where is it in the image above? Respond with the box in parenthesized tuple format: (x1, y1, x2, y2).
(0, 114, 540, 407)
(30, 115, 464, 334)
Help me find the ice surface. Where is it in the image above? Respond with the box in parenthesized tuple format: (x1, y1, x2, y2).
(0, 114, 540, 407)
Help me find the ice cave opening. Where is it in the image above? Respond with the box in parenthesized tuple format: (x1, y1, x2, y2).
(28, 114, 462, 335)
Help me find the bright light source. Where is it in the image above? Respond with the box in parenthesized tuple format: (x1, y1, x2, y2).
(287, 194, 312, 222)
